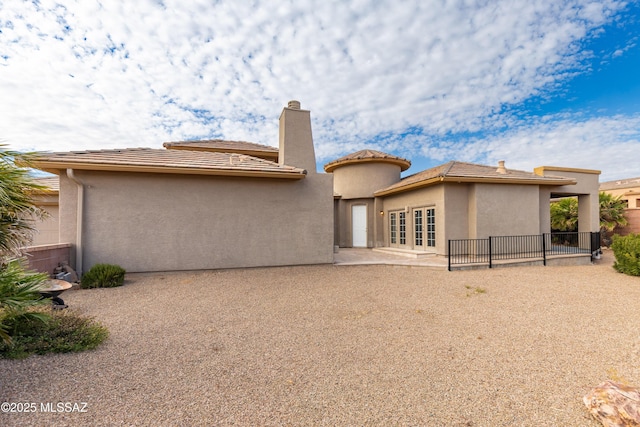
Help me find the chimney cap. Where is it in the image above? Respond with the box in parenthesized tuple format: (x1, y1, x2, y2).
(287, 100, 301, 109)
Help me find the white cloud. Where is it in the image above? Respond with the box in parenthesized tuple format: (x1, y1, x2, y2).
(426, 114, 640, 182)
(0, 0, 635, 180)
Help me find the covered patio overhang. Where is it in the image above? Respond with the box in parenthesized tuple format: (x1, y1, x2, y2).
(535, 166, 601, 234)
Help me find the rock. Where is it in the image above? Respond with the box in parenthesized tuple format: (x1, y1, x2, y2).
(583, 380, 640, 427)
(59, 262, 79, 283)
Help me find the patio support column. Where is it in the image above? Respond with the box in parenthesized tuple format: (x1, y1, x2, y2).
(578, 193, 599, 251)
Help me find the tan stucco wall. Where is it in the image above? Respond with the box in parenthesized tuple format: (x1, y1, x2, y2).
(332, 162, 402, 199)
(442, 183, 470, 242)
(32, 194, 60, 246)
(469, 183, 540, 238)
(59, 170, 334, 273)
(538, 188, 552, 234)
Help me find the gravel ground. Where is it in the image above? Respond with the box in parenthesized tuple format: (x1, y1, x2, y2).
(1, 250, 639, 426)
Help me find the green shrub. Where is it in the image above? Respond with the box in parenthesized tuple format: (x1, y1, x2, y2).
(0, 307, 109, 359)
(611, 233, 640, 276)
(81, 263, 126, 289)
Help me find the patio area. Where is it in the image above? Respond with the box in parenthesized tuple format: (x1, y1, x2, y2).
(1, 250, 638, 426)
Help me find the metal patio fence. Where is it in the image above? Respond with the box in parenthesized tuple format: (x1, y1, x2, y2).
(448, 232, 600, 270)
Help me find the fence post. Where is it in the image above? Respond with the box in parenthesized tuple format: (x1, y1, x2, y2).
(488, 236, 493, 268)
(590, 232, 601, 259)
(542, 233, 547, 266)
(448, 240, 451, 271)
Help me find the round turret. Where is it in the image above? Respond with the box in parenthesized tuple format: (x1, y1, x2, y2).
(324, 150, 410, 199)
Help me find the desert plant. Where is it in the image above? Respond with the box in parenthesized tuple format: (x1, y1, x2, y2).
(611, 233, 640, 276)
(0, 144, 49, 258)
(0, 307, 109, 359)
(550, 197, 578, 232)
(0, 144, 54, 344)
(550, 193, 628, 240)
(0, 259, 49, 344)
(600, 192, 629, 232)
(80, 263, 126, 288)
(600, 192, 629, 246)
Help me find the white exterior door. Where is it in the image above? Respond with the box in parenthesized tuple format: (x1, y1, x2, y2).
(352, 205, 367, 247)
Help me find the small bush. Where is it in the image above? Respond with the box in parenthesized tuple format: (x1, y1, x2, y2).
(81, 263, 126, 289)
(0, 307, 109, 359)
(611, 233, 640, 276)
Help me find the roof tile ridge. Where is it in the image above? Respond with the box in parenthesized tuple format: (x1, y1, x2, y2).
(164, 139, 277, 150)
(441, 160, 456, 177)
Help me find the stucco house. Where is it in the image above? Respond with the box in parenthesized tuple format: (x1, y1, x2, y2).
(31, 101, 334, 274)
(31, 176, 60, 246)
(324, 150, 601, 257)
(600, 176, 640, 236)
(29, 101, 602, 274)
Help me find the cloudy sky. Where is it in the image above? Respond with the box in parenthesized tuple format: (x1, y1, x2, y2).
(1, 0, 639, 181)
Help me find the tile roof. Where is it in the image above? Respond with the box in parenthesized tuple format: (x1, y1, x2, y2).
(324, 149, 411, 172)
(375, 160, 575, 196)
(599, 176, 640, 191)
(31, 148, 305, 179)
(163, 139, 278, 160)
(33, 176, 59, 192)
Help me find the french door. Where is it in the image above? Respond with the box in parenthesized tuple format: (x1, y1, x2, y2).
(390, 207, 435, 250)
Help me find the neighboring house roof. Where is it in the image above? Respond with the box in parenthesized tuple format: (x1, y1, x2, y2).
(324, 149, 411, 172)
(163, 139, 279, 161)
(30, 148, 306, 179)
(374, 160, 576, 196)
(599, 177, 640, 191)
(33, 176, 59, 193)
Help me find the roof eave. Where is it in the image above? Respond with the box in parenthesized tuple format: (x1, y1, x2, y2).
(31, 161, 306, 180)
(324, 157, 411, 173)
(374, 176, 576, 197)
(374, 177, 443, 196)
(534, 166, 601, 176)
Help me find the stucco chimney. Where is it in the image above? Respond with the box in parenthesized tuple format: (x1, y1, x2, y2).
(279, 100, 316, 174)
(496, 160, 507, 174)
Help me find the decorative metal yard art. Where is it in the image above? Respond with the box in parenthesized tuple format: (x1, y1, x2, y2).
(38, 279, 72, 309)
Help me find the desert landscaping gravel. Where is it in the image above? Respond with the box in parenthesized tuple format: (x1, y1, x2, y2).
(1, 250, 639, 426)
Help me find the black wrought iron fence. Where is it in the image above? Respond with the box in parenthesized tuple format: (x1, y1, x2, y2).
(448, 238, 490, 267)
(544, 232, 593, 255)
(448, 232, 600, 270)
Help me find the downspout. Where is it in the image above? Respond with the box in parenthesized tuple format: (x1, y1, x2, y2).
(66, 169, 84, 277)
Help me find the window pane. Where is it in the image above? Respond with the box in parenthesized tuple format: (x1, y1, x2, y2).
(399, 212, 406, 245)
(426, 208, 435, 247)
(414, 210, 423, 246)
(390, 213, 397, 244)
